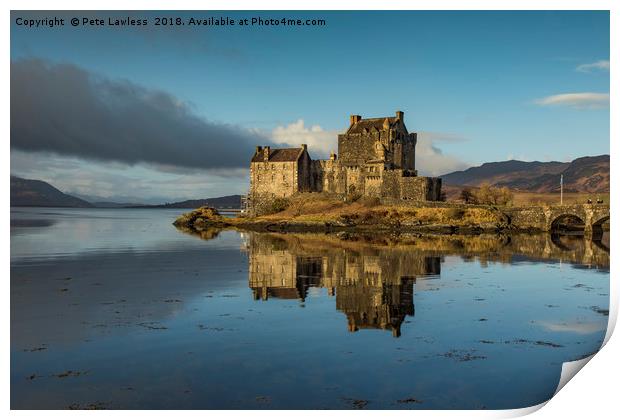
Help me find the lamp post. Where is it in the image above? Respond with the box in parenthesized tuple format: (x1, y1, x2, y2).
(560, 174, 563, 205)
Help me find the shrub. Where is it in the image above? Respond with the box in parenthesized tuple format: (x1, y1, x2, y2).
(497, 187, 514, 206)
(445, 207, 465, 219)
(346, 185, 362, 202)
(359, 211, 375, 224)
(269, 197, 290, 214)
(287, 194, 313, 216)
(473, 183, 514, 206)
(460, 188, 474, 204)
(252, 195, 290, 215)
(346, 191, 362, 202)
(358, 196, 381, 207)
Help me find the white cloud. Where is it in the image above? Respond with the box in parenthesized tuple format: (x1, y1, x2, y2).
(534, 92, 609, 109)
(536, 320, 605, 335)
(415, 132, 470, 176)
(576, 60, 610, 73)
(270, 119, 340, 157)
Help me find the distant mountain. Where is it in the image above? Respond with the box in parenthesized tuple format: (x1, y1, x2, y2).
(441, 155, 609, 193)
(11, 176, 242, 209)
(11, 176, 93, 207)
(70, 192, 147, 207)
(131, 195, 242, 209)
(92, 201, 146, 208)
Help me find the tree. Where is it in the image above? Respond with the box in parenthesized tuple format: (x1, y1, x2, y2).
(460, 187, 474, 204)
(474, 183, 494, 204)
(497, 187, 514, 206)
(473, 183, 513, 206)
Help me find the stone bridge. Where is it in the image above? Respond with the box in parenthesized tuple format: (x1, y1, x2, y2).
(505, 204, 610, 236)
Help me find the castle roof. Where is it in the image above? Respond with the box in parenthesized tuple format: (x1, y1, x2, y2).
(251, 147, 304, 163)
(347, 117, 398, 134)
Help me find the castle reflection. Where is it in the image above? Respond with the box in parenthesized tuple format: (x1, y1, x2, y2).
(246, 233, 441, 337)
(239, 230, 609, 337)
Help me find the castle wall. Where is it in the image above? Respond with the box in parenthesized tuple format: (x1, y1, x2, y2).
(249, 149, 316, 204)
(403, 134, 416, 172)
(393, 142, 403, 169)
(250, 160, 299, 199)
(400, 176, 442, 201)
(428, 178, 442, 201)
(251, 159, 442, 203)
(297, 150, 313, 192)
(380, 170, 402, 200)
(345, 166, 364, 195)
(364, 174, 382, 198)
(311, 159, 346, 194)
(338, 132, 385, 166)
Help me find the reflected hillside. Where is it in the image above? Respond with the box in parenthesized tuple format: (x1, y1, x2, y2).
(238, 231, 609, 337)
(238, 231, 608, 270)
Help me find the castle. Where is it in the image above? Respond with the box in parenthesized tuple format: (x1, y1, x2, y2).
(249, 111, 441, 210)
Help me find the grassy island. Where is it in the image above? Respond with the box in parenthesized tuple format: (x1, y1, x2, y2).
(173, 193, 514, 234)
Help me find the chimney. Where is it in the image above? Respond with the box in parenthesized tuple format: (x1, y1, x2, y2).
(301, 143, 307, 152)
(349, 115, 362, 125)
(263, 146, 270, 162)
(255, 146, 262, 154)
(395, 110, 404, 121)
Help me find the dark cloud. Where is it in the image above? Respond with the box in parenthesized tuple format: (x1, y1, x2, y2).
(11, 58, 268, 169)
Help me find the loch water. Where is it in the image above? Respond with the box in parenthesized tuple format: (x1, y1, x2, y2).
(10, 207, 610, 409)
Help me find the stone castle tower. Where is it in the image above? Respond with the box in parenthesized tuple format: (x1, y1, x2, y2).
(249, 111, 441, 209)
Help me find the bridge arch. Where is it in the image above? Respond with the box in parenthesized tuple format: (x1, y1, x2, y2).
(550, 233, 575, 251)
(507, 204, 609, 233)
(549, 213, 586, 233)
(593, 215, 610, 228)
(589, 214, 610, 241)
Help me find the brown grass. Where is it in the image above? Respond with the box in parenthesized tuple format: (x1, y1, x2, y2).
(510, 192, 609, 206)
(444, 185, 609, 207)
(251, 193, 502, 226)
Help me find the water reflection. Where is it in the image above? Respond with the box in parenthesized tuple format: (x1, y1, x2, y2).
(246, 233, 442, 336)
(10, 208, 610, 409)
(10, 218, 56, 228)
(240, 231, 608, 338)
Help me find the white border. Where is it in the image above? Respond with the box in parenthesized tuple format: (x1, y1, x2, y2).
(4, 1, 616, 419)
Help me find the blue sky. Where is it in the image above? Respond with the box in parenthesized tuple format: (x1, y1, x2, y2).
(10, 11, 609, 202)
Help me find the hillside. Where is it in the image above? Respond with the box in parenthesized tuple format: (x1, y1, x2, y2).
(11, 176, 242, 209)
(129, 195, 242, 209)
(11, 176, 93, 207)
(441, 155, 609, 193)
